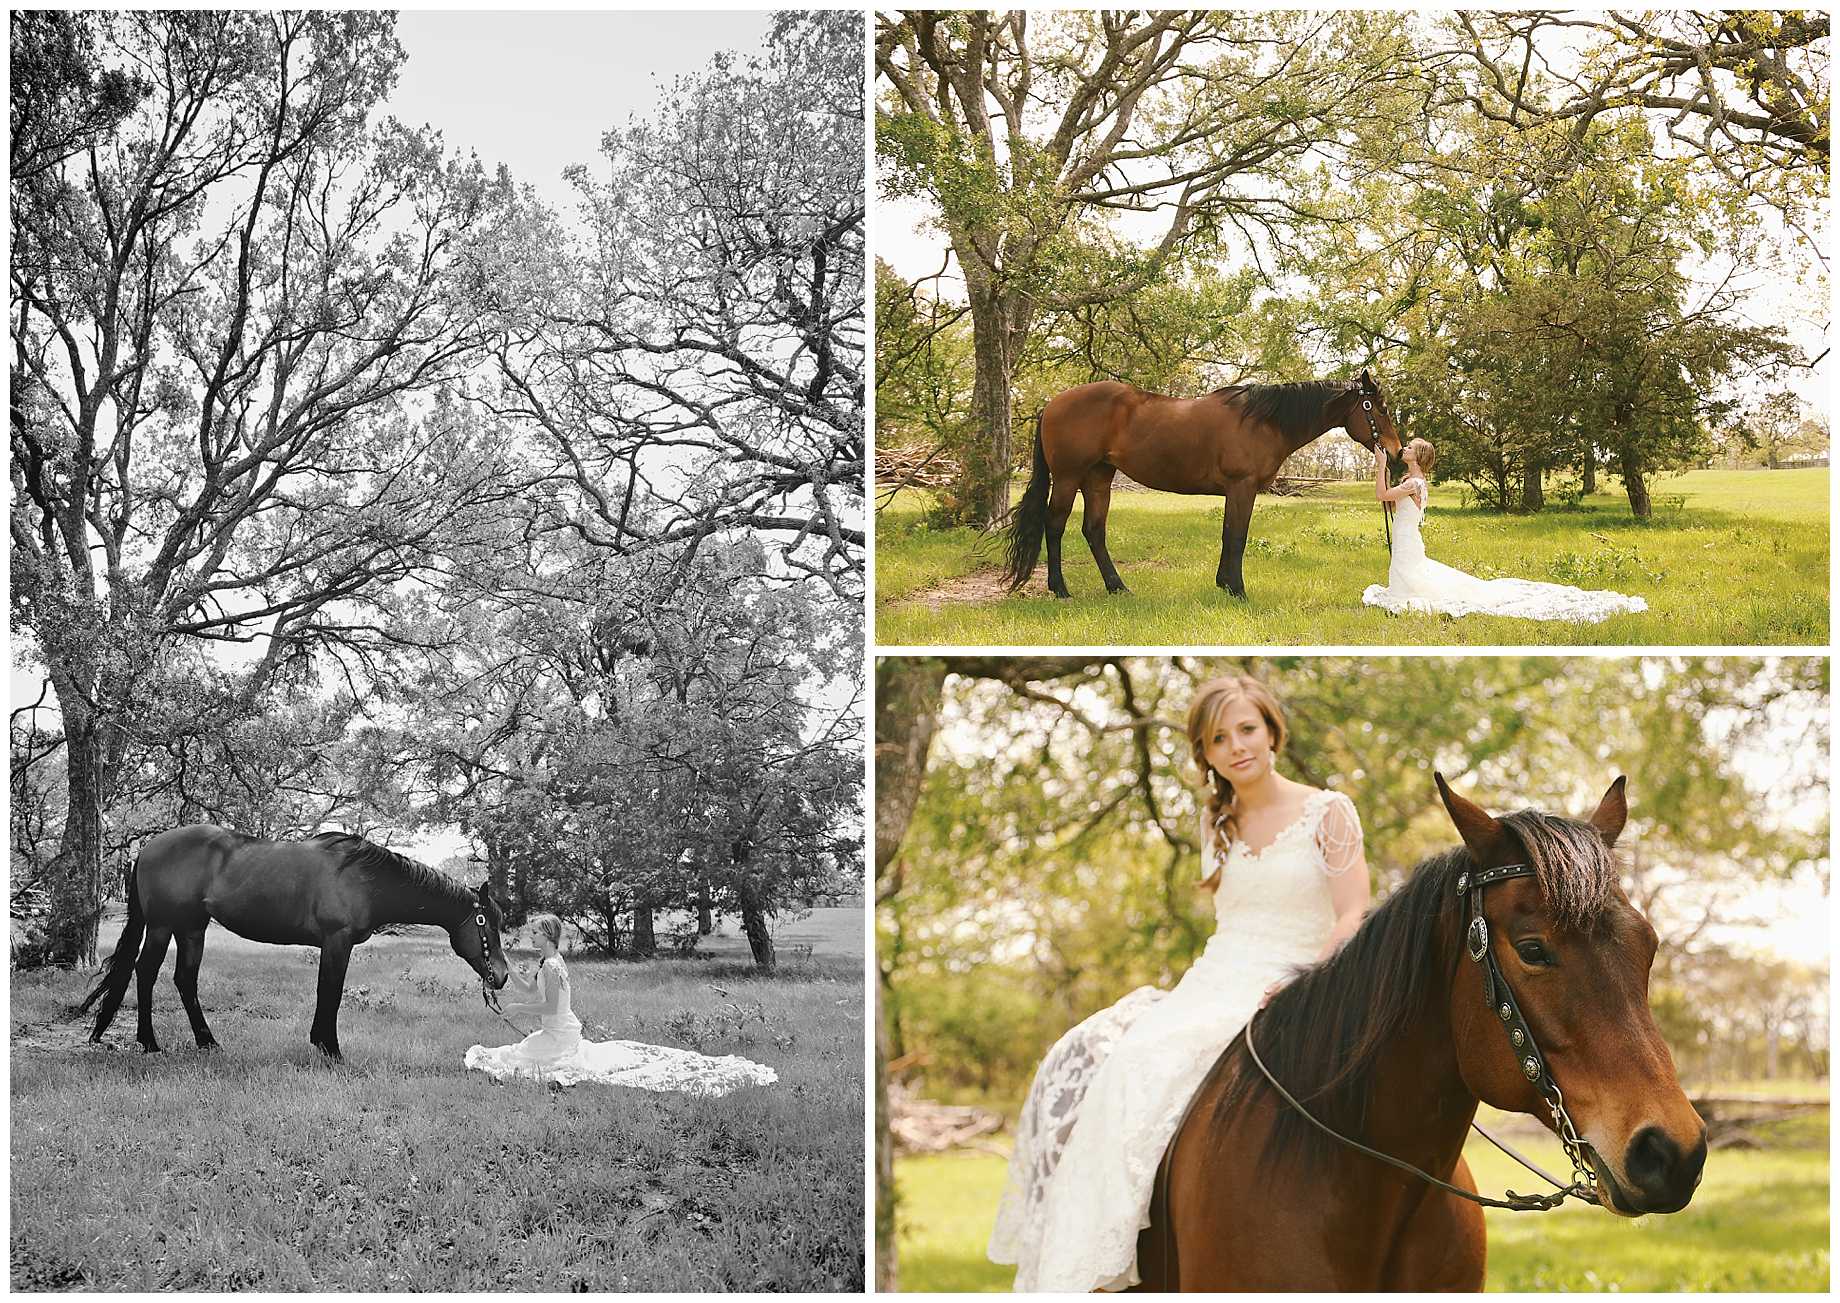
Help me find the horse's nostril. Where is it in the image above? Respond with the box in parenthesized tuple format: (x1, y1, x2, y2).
(1625, 1125, 1682, 1194)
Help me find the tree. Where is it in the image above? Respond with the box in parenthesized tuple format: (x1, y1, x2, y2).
(1449, 12, 1830, 249)
(10, 12, 522, 965)
(1741, 389, 1824, 468)
(877, 10, 1424, 524)
(492, 11, 865, 598)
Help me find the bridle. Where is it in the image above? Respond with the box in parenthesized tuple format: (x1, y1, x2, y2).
(1347, 379, 1399, 552)
(1244, 859, 1600, 1213)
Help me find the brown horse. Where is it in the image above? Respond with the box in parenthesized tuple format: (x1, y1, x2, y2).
(1002, 371, 1403, 600)
(79, 826, 510, 1060)
(1138, 775, 1705, 1290)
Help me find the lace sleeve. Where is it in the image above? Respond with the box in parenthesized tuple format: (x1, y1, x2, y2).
(1314, 792, 1364, 878)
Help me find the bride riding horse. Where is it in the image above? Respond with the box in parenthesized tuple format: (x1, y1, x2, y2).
(1137, 775, 1706, 1290)
(1002, 372, 1404, 600)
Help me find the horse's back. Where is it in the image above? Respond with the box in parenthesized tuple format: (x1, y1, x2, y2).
(138, 826, 338, 944)
(1042, 382, 1257, 492)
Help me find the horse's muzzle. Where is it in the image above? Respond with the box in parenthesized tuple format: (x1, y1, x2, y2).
(1588, 1129, 1707, 1216)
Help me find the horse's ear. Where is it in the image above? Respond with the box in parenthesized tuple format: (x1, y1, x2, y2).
(1435, 771, 1505, 862)
(1359, 367, 1374, 387)
(1587, 775, 1628, 847)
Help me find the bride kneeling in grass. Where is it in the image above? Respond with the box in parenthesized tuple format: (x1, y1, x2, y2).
(465, 913, 776, 1097)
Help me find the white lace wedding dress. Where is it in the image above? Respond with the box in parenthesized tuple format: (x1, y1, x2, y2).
(988, 789, 1361, 1292)
(1361, 478, 1648, 621)
(464, 957, 778, 1096)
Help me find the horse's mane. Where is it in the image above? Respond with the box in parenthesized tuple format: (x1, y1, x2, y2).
(308, 831, 471, 905)
(1224, 380, 1351, 439)
(1206, 809, 1620, 1173)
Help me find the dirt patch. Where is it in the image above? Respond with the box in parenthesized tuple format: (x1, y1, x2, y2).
(11, 1020, 111, 1055)
(898, 567, 1027, 609)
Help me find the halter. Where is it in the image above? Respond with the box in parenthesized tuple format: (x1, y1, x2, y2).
(1243, 860, 1600, 1213)
(1347, 380, 1397, 552)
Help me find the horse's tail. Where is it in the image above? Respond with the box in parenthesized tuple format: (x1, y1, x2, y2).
(1001, 414, 1051, 591)
(76, 853, 144, 1016)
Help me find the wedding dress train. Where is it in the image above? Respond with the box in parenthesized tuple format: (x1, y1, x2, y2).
(1361, 478, 1648, 622)
(464, 957, 778, 1096)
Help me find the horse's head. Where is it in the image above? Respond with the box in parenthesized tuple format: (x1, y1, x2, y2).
(450, 881, 510, 990)
(1340, 369, 1403, 456)
(1436, 773, 1706, 1216)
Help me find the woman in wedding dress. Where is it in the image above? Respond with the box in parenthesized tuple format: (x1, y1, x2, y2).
(465, 914, 777, 1097)
(1362, 439, 1649, 621)
(988, 675, 1371, 1292)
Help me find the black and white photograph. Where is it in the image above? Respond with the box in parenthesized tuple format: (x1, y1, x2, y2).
(11, 9, 865, 1291)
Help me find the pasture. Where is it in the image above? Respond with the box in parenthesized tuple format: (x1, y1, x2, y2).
(892, 1098, 1829, 1292)
(874, 468, 1828, 646)
(10, 909, 864, 1291)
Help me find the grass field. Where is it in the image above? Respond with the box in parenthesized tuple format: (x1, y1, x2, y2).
(874, 468, 1829, 646)
(894, 1102, 1828, 1292)
(10, 908, 864, 1291)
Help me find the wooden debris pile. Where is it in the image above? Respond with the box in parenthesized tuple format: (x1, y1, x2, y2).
(889, 1081, 1005, 1155)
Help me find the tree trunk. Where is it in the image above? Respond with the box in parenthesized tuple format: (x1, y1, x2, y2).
(45, 681, 105, 968)
(485, 833, 510, 913)
(632, 902, 656, 958)
(875, 963, 899, 1292)
(1617, 444, 1652, 517)
(1581, 450, 1597, 494)
(736, 880, 774, 969)
(954, 275, 1034, 527)
(1519, 458, 1544, 512)
(873, 658, 949, 1294)
(697, 882, 714, 935)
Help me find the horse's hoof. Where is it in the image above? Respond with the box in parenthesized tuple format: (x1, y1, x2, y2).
(1106, 585, 1130, 596)
(197, 1041, 220, 1052)
(138, 1043, 162, 1054)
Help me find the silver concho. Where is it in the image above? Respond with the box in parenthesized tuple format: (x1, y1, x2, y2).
(1498, 1002, 1512, 1023)
(1466, 916, 1489, 962)
(1511, 1028, 1525, 1047)
(1522, 1056, 1540, 1081)
(1456, 871, 1471, 894)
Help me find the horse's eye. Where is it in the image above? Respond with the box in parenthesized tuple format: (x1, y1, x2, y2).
(1515, 940, 1552, 966)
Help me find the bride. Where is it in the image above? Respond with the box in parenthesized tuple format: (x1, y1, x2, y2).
(988, 675, 1371, 1292)
(1362, 440, 1649, 621)
(465, 913, 777, 1097)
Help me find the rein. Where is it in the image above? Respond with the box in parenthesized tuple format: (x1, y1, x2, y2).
(1243, 860, 1599, 1214)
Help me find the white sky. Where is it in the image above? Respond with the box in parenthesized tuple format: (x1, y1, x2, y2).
(390, 10, 772, 216)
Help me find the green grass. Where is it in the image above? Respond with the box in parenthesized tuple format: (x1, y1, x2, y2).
(11, 911, 864, 1291)
(895, 1114, 1829, 1292)
(874, 468, 1829, 646)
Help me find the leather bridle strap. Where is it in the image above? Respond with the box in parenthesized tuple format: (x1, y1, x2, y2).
(1242, 859, 1599, 1213)
(1244, 1012, 1577, 1212)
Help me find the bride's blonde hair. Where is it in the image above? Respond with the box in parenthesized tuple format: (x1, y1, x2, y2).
(526, 913, 563, 950)
(1407, 437, 1436, 474)
(1186, 674, 1288, 854)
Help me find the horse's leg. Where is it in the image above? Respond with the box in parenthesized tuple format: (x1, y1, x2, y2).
(311, 933, 355, 1061)
(1044, 475, 1081, 599)
(1216, 480, 1258, 599)
(172, 927, 218, 1050)
(134, 926, 174, 1053)
(1080, 465, 1129, 595)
